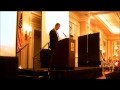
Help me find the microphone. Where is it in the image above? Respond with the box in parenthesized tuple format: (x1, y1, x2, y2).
(63, 32, 67, 38)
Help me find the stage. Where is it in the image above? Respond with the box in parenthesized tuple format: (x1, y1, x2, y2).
(0, 56, 102, 80)
(18, 67, 102, 80)
(49, 67, 102, 79)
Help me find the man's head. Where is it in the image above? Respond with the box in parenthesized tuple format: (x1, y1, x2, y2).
(55, 23, 60, 30)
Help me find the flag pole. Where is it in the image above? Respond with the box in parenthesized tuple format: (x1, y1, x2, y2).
(17, 11, 23, 69)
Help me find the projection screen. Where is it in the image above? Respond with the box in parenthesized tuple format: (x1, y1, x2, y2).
(0, 11, 17, 57)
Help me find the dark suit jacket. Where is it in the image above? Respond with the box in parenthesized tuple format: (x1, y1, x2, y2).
(49, 29, 58, 50)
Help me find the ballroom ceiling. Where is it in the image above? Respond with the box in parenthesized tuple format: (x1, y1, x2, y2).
(73, 11, 120, 37)
(32, 11, 120, 37)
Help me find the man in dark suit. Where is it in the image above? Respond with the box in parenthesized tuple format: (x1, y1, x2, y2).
(49, 23, 60, 70)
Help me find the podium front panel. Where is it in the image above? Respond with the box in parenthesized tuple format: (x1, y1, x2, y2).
(54, 38, 75, 70)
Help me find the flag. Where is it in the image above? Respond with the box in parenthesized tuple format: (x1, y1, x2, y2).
(17, 13, 23, 52)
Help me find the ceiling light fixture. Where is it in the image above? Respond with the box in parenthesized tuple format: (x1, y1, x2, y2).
(97, 15, 120, 34)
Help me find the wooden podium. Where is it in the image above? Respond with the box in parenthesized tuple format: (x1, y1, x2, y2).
(54, 38, 75, 70)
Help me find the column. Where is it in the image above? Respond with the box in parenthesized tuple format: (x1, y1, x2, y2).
(107, 40, 114, 60)
(79, 17, 89, 36)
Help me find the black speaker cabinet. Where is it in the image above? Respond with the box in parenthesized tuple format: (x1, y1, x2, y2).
(78, 33, 100, 67)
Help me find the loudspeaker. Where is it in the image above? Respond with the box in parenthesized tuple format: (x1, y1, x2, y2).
(0, 56, 18, 79)
(78, 32, 100, 67)
(40, 49, 51, 68)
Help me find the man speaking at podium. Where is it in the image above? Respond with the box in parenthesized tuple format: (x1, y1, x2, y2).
(49, 23, 60, 70)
